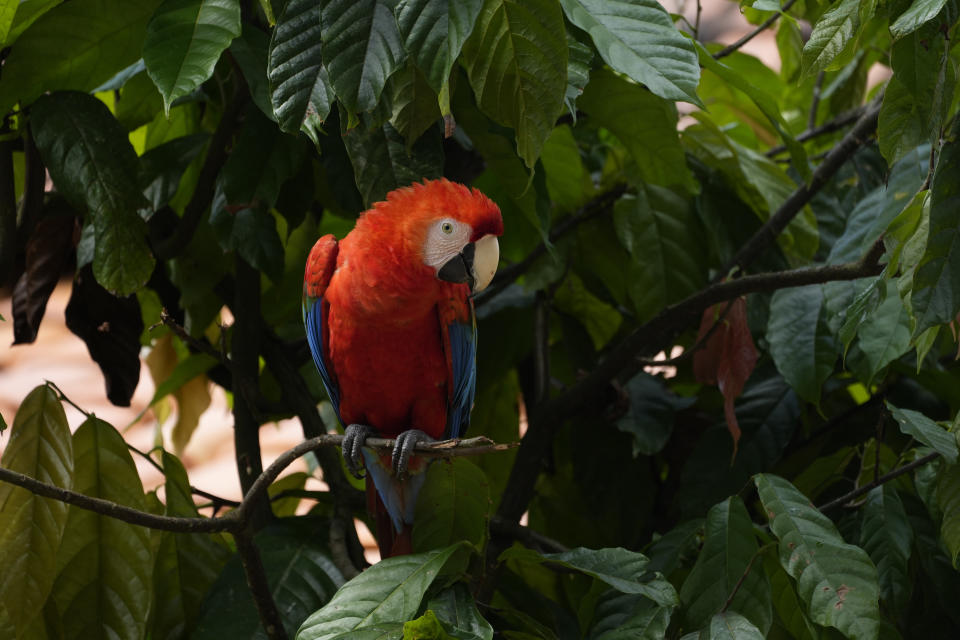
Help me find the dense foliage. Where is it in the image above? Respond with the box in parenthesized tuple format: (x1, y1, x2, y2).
(1, 0, 960, 638)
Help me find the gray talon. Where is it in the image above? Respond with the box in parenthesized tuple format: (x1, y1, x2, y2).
(343, 424, 375, 478)
(392, 429, 434, 476)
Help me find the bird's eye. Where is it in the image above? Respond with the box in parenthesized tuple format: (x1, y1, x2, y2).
(440, 221, 454, 234)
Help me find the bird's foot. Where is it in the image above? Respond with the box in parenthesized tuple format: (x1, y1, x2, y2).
(392, 429, 434, 476)
(342, 423, 376, 478)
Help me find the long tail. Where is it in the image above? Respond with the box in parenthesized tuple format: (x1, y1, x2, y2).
(366, 481, 412, 557)
(361, 450, 428, 557)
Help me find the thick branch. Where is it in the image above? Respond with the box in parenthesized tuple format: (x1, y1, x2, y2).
(234, 529, 286, 640)
(818, 451, 940, 512)
(721, 98, 882, 277)
(496, 241, 885, 523)
(713, 0, 799, 60)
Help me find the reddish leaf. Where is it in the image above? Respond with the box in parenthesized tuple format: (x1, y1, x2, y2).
(64, 266, 143, 406)
(693, 297, 758, 452)
(12, 208, 78, 344)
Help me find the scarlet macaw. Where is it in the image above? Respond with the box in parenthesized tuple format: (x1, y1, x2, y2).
(302, 179, 503, 556)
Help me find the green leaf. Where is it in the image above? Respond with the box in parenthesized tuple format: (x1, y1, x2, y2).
(221, 107, 308, 209)
(151, 452, 231, 640)
(754, 474, 881, 640)
(194, 518, 345, 639)
(31, 91, 155, 295)
(591, 596, 672, 640)
(614, 372, 695, 457)
(553, 272, 622, 350)
(937, 461, 960, 568)
(139, 132, 210, 211)
(116, 70, 165, 131)
(143, 0, 242, 114)
(269, 471, 310, 518)
(801, 0, 860, 77)
(578, 69, 695, 192)
(0, 0, 17, 44)
(342, 119, 443, 207)
(564, 29, 593, 118)
(230, 24, 275, 122)
(0, 0, 161, 114)
(911, 131, 960, 335)
(558, 0, 700, 105)
(886, 403, 959, 463)
(404, 610, 453, 639)
(613, 185, 706, 321)
(413, 459, 491, 553)
(2, 0, 61, 47)
(540, 125, 594, 210)
(320, 0, 406, 114)
(697, 44, 809, 181)
(0, 386, 73, 635)
(767, 285, 837, 405)
(424, 583, 493, 640)
(395, 0, 484, 95)
(848, 280, 911, 383)
(680, 497, 771, 634)
(890, 0, 947, 39)
(460, 0, 567, 168)
(502, 546, 679, 607)
(51, 417, 154, 640)
(703, 611, 764, 640)
(296, 543, 467, 640)
(859, 486, 912, 615)
(762, 552, 818, 640)
(388, 62, 442, 149)
(210, 204, 286, 279)
(268, 0, 335, 146)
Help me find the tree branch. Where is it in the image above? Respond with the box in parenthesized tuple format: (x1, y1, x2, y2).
(495, 240, 885, 524)
(766, 105, 869, 157)
(234, 528, 287, 640)
(721, 97, 882, 277)
(817, 451, 940, 512)
(712, 0, 799, 60)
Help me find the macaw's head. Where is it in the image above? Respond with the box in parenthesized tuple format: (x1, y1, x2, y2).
(356, 179, 504, 295)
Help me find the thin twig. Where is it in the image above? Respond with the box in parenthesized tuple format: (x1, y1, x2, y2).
(635, 299, 735, 367)
(234, 528, 287, 640)
(155, 308, 232, 369)
(766, 105, 869, 157)
(713, 0, 799, 60)
(490, 515, 567, 553)
(720, 544, 773, 613)
(809, 71, 825, 131)
(818, 451, 940, 512)
(44, 380, 91, 418)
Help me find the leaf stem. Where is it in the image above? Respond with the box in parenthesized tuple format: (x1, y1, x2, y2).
(818, 451, 940, 511)
(712, 0, 799, 60)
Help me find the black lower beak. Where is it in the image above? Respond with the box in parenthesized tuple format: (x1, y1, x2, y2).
(437, 243, 476, 290)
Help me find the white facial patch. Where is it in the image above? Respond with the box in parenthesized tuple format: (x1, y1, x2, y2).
(422, 218, 471, 271)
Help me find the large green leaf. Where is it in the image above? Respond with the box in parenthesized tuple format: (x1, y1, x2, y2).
(50, 417, 154, 640)
(0, 0, 161, 114)
(342, 119, 443, 206)
(320, 0, 405, 114)
(193, 518, 345, 639)
(412, 459, 491, 553)
(151, 452, 231, 640)
(501, 546, 678, 608)
(911, 131, 960, 335)
(702, 611, 764, 640)
(0, 386, 73, 635)
(801, 0, 860, 77)
(296, 543, 467, 640)
(613, 185, 706, 321)
(387, 61, 442, 149)
(614, 372, 695, 457)
(762, 552, 818, 640)
(847, 280, 911, 384)
(578, 69, 694, 192)
(143, 0, 241, 113)
(558, 0, 700, 105)
(460, 0, 567, 168)
(886, 403, 958, 463)
(2, 0, 61, 47)
(767, 285, 837, 405)
(0, 0, 17, 44)
(889, 0, 947, 39)
(268, 0, 335, 146)
(31, 91, 154, 295)
(754, 474, 881, 640)
(859, 486, 912, 615)
(590, 595, 672, 640)
(230, 24, 275, 122)
(395, 0, 483, 98)
(424, 583, 494, 640)
(680, 497, 771, 634)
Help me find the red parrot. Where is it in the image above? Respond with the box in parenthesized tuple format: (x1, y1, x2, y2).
(302, 179, 503, 557)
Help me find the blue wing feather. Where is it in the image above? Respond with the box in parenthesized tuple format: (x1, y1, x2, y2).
(303, 298, 342, 423)
(445, 303, 478, 439)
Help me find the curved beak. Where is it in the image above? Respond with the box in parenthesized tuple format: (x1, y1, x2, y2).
(437, 235, 499, 293)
